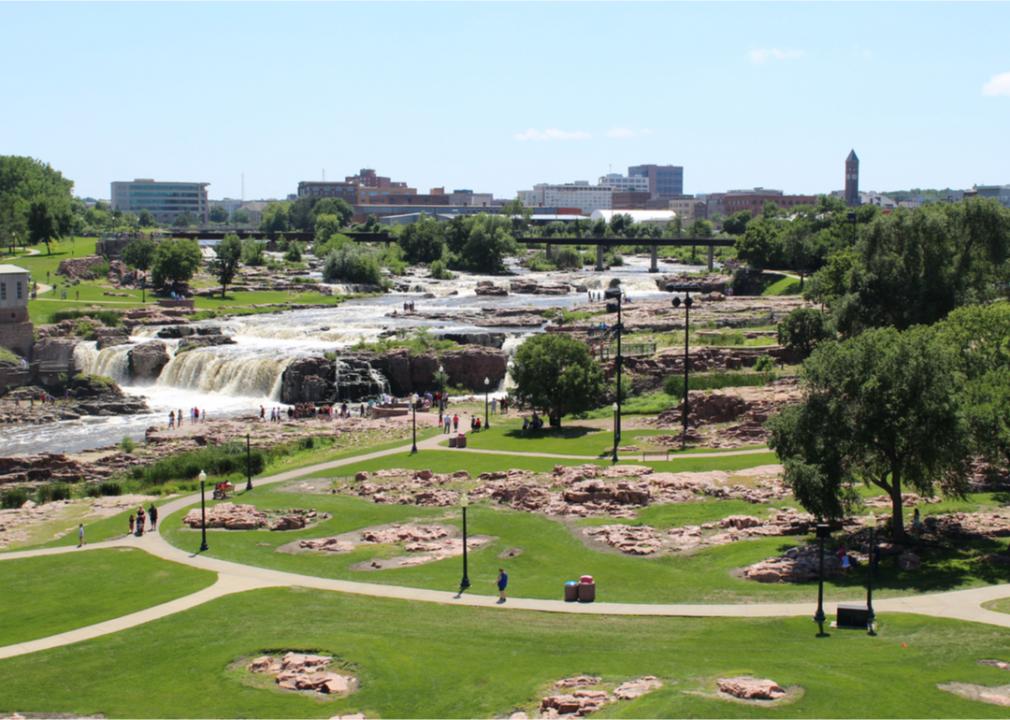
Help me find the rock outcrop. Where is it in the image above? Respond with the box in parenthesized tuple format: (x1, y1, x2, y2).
(56, 255, 107, 280)
(717, 676, 786, 701)
(128, 341, 170, 382)
(248, 652, 358, 696)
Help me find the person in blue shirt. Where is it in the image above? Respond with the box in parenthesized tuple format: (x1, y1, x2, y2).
(497, 568, 508, 604)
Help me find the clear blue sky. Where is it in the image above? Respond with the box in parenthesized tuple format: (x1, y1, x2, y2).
(2, 2, 1009, 201)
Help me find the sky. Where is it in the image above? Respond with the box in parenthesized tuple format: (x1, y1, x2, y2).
(2, 2, 1009, 201)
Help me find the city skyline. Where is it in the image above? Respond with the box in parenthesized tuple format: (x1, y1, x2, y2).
(2, 2, 1009, 200)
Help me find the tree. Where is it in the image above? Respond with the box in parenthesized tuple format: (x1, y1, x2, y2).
(768, 326, 969, 541)
(777, 307, 831, 358)
(456, 214, 516, 273)
(211, 233, 242, 297)
(231, 208, 250, 225)
(259, 202, 290, 238)
(722, 211, 752, 236)
(121, 237, 156, 275)
(173, 212, 195, 228)
(240, 238, 266, 266)
(509, 334, 605, 427)
(0, 156, 74, 246)
(312, 198, 353, 227)
(27, 200, 60, 255)
(399, 216, 446, 264)
(151, 239, 202, 292)
(322, 245, 383, 286)
(137, 209, 157, 227)
(209, 206, 229, 223)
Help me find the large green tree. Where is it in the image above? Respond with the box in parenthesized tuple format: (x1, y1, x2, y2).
(768, 326, 969, 541)
(399, 216, 446, 264)
(210, 233, 242, 298)
(509, 334, 605, 427)
(312, 198, 354, 227)
(454, 214, 516, 273)
(0, 156, 74, 248)
(27, 200, 60, 255)
(151, 239, 202, 293)
(121, 237, 157, 275)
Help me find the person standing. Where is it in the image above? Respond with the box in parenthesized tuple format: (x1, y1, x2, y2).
(452, 414, 459, 432)
(77, 523, 85, 548)
(148, 504, 158, 530)
(491, 397, 497, 415)
(496, 568, 509, 604)
(129, 513, 135, 535)
(168, 410, 175, 429)
(136, 508, 145, 536)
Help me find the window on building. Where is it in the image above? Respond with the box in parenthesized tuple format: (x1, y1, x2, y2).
(16, 281, 23, 299)
(0, 282, 5, 301)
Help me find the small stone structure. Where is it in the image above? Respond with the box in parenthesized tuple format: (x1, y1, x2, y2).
(717, 676, 786, 701)
(182, 503, 327, 531)
(247, 652, 358, 696)
(536, 675, 663, 718)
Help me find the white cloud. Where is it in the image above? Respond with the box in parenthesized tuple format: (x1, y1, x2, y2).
(514, 128, 591, 142)
(606, 127, 654, 139)
(748, 48, 804, 64)
(982, 72, 1010, 97)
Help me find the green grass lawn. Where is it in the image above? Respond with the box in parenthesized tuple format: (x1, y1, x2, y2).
(0, 548, 215, 646)
(983, 597, 1010, 614)
(1, 588, 1009, 718)
(762, 274, 802, 296)
(158, 462, 1007, 604)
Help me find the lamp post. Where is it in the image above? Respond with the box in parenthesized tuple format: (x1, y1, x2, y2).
(438, 364, 445, 424)
(814, 522, 829, 636)
(410, 393, 418, 454)
(483, 376, 490, 430)
(670, 288, 694, 449)
(459, 493, 471, 592)
(866, 514, 877, 635)
(245, 433, 253, 492)
(612, 402, 620, 463)
(198, 469, 209, 552)
(604, 285, 623, 463)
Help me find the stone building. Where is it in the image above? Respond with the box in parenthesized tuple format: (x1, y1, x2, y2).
(0, 264, 33, 358)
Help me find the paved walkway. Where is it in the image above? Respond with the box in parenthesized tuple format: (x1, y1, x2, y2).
(3, 437, 1010, 661)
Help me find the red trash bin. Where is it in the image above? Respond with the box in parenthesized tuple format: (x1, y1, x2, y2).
(578, 583, 596, 603)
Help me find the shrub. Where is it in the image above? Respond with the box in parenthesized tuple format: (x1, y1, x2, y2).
(130, 443, 265, 485)
(51, 309, 123, 326)
(119, 436, 136, 453)
(663, 370, 775, 397)
(98, 481, 122, 496)
(754, 354, 776, 372)
(554, 247, 582, 270)
(429, 259, 453, 280)
(73, 319, 98, 340)
(777, 307, 832, 357)
(322, 245, 383, 285)
(85, 484, 102, 498)
(240, 238, 266, 266)
(36, 483, 72, 503)
(284, 242, 303, 262)
(1, 487, 29, 509)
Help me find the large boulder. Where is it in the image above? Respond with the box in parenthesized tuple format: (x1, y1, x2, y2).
(128, 341, 170, 382)
(280, 356, 333, 404)
(56, 255, 107, 280)
(34, 337, 78, 367)
(440, 346, 507, 392)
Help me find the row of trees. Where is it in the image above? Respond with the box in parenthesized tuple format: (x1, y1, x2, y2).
(0, 156, 75, 254)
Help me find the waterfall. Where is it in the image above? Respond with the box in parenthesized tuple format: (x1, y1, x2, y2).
(73, 341, 131, 383)
(157, 348, 294, 399)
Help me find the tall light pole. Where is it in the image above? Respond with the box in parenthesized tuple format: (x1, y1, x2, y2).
(669, 287, 694, 450)
(245, 433, 253, 492)
(866, 514, 877, 636)
(459, 493, 471, 593)
(815, 522, 829, 637)
(410, 392, 418, 454)
(198, 469, 209, 552)
(483, 376, 490, 430)
(604, 285, 623, 463)
(438, 364, 445, 424)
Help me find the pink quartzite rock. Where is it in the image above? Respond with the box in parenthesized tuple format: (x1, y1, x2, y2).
(613, 676, 663, 700)
(717, 676, 785, 700)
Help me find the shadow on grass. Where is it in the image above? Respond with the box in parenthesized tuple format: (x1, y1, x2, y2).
(503, 426, 598, 441)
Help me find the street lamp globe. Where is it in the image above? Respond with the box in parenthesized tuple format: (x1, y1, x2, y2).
(612, 402, 618, 412)
(484, 376, 490, 387)
(198, 470, 207, 484)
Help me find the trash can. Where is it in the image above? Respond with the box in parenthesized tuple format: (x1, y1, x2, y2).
(580, 575, 594, 585)
(448, 436, 457, 448)
(578, 583, 596, 603)
(564, 581, 579, 602)
(456, 433, 467, 448)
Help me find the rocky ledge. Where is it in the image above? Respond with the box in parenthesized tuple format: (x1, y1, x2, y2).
(248, 652, 358, 696)
(717, 676, 787, 701)
(182, 503, 327, 531)
(534, 675, 663, 718)
(0, 376, 147, 426)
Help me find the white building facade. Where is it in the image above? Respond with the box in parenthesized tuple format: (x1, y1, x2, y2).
(518, 182, 613, 214)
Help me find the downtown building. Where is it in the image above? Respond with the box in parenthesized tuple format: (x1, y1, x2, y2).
(518, 182, 613, 214)
(110, 179, 210, 224)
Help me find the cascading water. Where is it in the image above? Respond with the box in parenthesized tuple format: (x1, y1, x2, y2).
(156, 347, 293, 399)
(73, 342, 131, 383)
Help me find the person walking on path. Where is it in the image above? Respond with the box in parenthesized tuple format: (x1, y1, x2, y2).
(443, 414, 452, 434)
(136, 508, 145, 537)
(77, 523, 85, 548)
(452, 414, 459, 432)
(128, 513, 135, 535)
(148, 504, 158, 530)
(496, 568, 508, 604)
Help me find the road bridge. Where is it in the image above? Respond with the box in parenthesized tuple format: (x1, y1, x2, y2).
(516, 236, 734, 271)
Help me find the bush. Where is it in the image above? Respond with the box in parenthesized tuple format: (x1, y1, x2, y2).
(51, 309, 123, 326)
(554, 247, 582, 270)
(284, 242, 303, 262)
(119, 436, 136, 453)
(1, 487, 29, 509)
(322, 245, 383, 285)
(429, 259, 453, 280)
(85, 484, 102, 498)
(240, 238, 266, 266)
(36, 483, 72, 503)
(777, 307, 832, 357)
(98, 481, 122, 496)
(130, 443, 265, 485)
(754, 354, 777, 372)
(73, 318, 99, 340)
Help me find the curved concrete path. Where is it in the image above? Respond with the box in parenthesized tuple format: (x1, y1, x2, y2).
(3, 436, 1010, 661)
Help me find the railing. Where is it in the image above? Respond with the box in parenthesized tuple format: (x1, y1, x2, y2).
(597, 342, 656, 361)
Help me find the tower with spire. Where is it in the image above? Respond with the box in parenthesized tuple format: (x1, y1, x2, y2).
(845, 150, 860, 207)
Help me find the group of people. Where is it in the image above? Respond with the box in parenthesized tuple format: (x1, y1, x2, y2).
(521, 413, 545, 432)
(442, 413, 461, 434)
(168, 408, 205, 429)
(128, 504, 158, 537)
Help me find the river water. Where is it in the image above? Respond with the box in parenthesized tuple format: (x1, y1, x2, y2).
(1, 256, 694, 455)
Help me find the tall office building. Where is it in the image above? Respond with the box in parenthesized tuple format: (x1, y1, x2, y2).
(110, 180, 209, 224)
(628, 164, 684, 199)
(845, 150, 860, 207)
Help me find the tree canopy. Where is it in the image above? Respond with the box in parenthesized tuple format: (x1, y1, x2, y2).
(0, 156, 74, 247)
(121, 237, 157, 273)
(210, 233, 242, 297)
(151, 239, 202, 292)
(509, 334, 605, 427)
(768, 326, 969, 540)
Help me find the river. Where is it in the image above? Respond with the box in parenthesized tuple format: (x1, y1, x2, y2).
(1, 256, 695, 455)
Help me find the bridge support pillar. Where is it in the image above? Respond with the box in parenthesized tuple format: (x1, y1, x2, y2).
(595, 245, 605, 271)
(707, 244, 715, 271)
(649, 245, 659, 272)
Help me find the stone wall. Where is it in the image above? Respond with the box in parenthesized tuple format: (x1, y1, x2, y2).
(0, 321, 34, 358)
